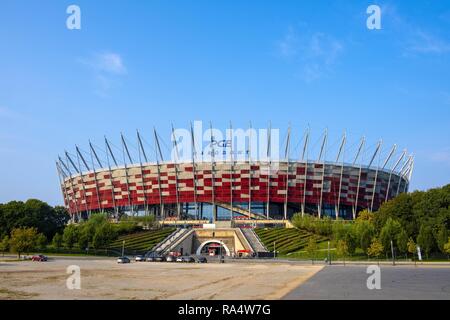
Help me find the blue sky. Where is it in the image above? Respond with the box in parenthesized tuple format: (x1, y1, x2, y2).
(1, 1, 450, 205)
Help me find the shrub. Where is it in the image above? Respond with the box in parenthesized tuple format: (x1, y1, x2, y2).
(9, 227, 38, 258)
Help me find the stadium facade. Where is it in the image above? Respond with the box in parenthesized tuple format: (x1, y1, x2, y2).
(56, 123, 413, 222)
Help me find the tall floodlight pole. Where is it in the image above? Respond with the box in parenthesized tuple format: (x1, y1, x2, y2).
(367, 140, 382, 211)
(86, 142, 103, 213)
(137, 130, 149, 215)
(403, 155, 414, 193)
(171, 124, 181, 219)
(396, 155, 412, 196)
(120, 133, 133, 216)
(153, 128, 165, 220)
(382, 145, 397, 170)
(283, 124, 291, 220)
(66, 151, 89, 220)
(90, 141, 110, 215)
(90, 141, 108, 215)
(59, 156, 79, 221)
(352, 137, 365, 220)
(371, 142, 395, 212)
(335, 132, 346, 220)
(266, 121, 272, 219)
(190, 122, 199, 219)
(105, 137, 118, 218)
(209, 121, 216, 222)
(56, 161, 72, 218)
(74, 147, 90, 216)
(385, 150, 406, 202)
(229, 121, 234, 221)
(248, 121, 253, 215)
(317, 129, 328, 219)
(301, 127, 310, 217)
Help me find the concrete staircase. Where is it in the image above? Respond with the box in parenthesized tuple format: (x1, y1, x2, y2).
(151, 228, 191, 255)
(241, 228, 268, 253)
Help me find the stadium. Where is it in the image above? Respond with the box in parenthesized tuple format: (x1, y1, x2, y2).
(56, 123, 413, 224)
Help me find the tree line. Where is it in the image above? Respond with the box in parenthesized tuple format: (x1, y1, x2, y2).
(293, 184, 450, 260)
(0, 199, 156, 258)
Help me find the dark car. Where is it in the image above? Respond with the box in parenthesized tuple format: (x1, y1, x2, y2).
(155, 256, 166, 262)
(179, 256, 195, 263)
(31, 254, 48, 262)
(117, 256, 130, 264)
(165, 255, 176, 262)
(145, 251, 164, 262)
(135, 255, 145, 262)
(192, 255, 207, 263)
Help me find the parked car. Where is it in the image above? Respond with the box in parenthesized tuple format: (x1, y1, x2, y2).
(155, 256, 166, 262)
(165, 255, 176, 262)
(31, 254, 48, 262)
(145, 251, 164, 262)
(135, 255, 145, 262)
(177, 256, 195, 263)
(117, 256, 130, 264)
(192, 255, 207, 263)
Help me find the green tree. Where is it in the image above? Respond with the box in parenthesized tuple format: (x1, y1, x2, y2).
(332, 222, 348, 242)
(92, 223, 117, 249)
(443, 237, 450, 258)
(379, 217, 402, 252)
(35, 233, 47, 249)
(0, 235, 9, 256)
(355, 219, 375, 255)
(335, 240, 349, 265)
(77, 225, 90, 250)
(356, 209, 374, 222)
(417, 225, 435, 259)
(435, 227, 449, 254)
(52, 233, 63, 249)
(407, 238, 416, 260)
(344, 229, 357, 256)
(367, 238, 384, 264)
(0, 200, 69, 239)
(306, 237, 318, 264)
(9, 227, 38, 258)
(62, 224, 79, 249)
(396, 229, 408, 256)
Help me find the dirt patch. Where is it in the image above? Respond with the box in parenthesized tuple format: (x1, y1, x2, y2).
(0, 258, 322, 300)
(0, 287, 39, 300)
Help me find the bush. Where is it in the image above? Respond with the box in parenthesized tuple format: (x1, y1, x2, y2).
(35, 233, 47, 249)
(62, 224, 79, 249)
(0, 235, 9, 256)
(52, 233, 63, 249)
(92, 223, 117, 249)
(9, 227, 38, 258)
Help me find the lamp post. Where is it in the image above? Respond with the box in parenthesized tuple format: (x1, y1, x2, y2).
(391, 240, 395, 266)
(122, 240, 125, 257)
(327, 241, 331, 265)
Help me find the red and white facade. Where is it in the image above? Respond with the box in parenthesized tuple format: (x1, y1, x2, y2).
(58, 159, 410, 221)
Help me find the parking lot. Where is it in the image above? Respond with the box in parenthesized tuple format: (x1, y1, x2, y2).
(284, 265, 450, 300)
(0, 257, 322, 300)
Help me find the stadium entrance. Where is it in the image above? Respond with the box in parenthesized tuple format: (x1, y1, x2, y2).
(196, 240, 230, 256)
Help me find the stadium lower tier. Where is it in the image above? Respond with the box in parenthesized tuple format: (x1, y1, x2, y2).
(59, 160, 409, 221)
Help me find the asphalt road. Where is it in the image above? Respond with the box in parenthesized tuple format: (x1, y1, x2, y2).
(283, 265, 450, 300)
